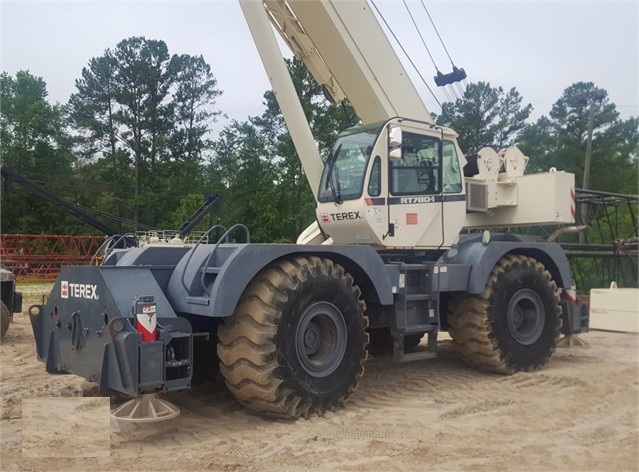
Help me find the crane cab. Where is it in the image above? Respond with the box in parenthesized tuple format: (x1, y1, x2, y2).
(316, 118, 467, 249)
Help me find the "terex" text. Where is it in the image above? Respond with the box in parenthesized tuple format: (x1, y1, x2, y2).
(61, 281, 99, 300)
(329, 211, 362, 221)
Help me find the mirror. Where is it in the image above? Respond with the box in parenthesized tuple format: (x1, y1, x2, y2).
(389, 126, 402, 147)
(389, 147, 402, 160)
(388, 126, 402, 161)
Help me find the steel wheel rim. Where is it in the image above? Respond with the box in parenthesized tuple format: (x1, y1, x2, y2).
(507, 289, 545, 345)
(295, 302, 347, 378)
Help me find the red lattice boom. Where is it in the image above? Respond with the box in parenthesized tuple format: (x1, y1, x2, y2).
(0, 234, 106, 280)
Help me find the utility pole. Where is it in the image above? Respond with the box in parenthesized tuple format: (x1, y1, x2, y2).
(578, 89, 605, 243)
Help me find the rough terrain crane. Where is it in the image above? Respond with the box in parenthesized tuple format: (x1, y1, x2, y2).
(29, 0, 588, 421)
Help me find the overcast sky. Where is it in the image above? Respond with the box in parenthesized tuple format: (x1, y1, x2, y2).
(1, 0, 637, 135)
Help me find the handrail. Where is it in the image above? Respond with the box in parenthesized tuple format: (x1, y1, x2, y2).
(198, 224, 251, 293)
(179, 224, 228, 292)
(90, 233, 138, 266)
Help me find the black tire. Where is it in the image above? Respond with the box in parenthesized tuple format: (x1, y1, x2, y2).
(367, 328, 424, 354)
(447, 255, 561, 374)
(217, 256, 369, 418)
(1, 301, 10, 339)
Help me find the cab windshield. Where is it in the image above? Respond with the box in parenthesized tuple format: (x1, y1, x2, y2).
(318, 123, 384, 203)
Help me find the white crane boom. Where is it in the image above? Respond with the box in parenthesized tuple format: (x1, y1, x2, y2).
(239, 0, 324, 191)
(240, 0, 434, 192)
(264, 0, 433, 124)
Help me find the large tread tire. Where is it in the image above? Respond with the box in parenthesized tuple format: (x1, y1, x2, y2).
(1, 301, 10, 339)
(447, 255, 561, 374)
(217, 256, 369, 419)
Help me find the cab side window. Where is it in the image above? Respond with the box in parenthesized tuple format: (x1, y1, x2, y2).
(442, 141, 462, 193)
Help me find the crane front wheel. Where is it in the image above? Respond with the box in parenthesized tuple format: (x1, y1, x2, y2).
(448, 255, 561, 374)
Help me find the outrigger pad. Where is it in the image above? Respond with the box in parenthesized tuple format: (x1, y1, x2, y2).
(110, 394, 179, 423)
(557, 335, 589, 348)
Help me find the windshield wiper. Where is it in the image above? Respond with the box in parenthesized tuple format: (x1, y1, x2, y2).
(333, 165, 342, 204)
(325, 144, 343, 204)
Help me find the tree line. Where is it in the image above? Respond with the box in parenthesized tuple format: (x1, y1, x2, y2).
(1, 36, 637, 245)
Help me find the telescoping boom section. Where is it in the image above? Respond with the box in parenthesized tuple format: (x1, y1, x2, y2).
(260, 0, 433, 123)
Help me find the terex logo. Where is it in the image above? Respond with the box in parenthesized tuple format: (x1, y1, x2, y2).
(328, 211, 361, 221)
(60, 281, 99, 300)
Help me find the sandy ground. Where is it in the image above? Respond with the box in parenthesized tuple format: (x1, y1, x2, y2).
(1, 284, 638, 471)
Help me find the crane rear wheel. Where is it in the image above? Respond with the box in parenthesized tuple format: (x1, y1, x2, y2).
(217, 256, 368, 418)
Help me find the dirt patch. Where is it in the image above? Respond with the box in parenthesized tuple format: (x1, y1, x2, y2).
(1, 283, 637, 471)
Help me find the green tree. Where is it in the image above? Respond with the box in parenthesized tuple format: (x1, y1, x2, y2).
(515, 116, 557, 173)
(520, 82, 638, 193)
(109, 37, 174, 224)
(166, 54, 223, 196)
(0, 71, 81, 233)
(208, 58, 357, 243)
(208, 120, 281, 242)
(68, 53, 131, 225)
(518, 82, 638, 290)
(435, 81, 532, 152)
(68, 37, 222, 229)
(256, 58, 356, 241)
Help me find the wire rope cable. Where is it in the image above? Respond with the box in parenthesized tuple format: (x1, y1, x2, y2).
(420, 0, 454, 67)
(402, 0, 440, 72)
(370, 0, 442, 109)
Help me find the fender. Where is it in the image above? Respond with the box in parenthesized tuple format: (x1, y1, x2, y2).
(439, 233, 574, 294)
(166, 244, 395, 318)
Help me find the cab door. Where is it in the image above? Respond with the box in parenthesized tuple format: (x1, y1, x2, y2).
(362, 154, 389, 246)
(386, 130, 444, 249)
